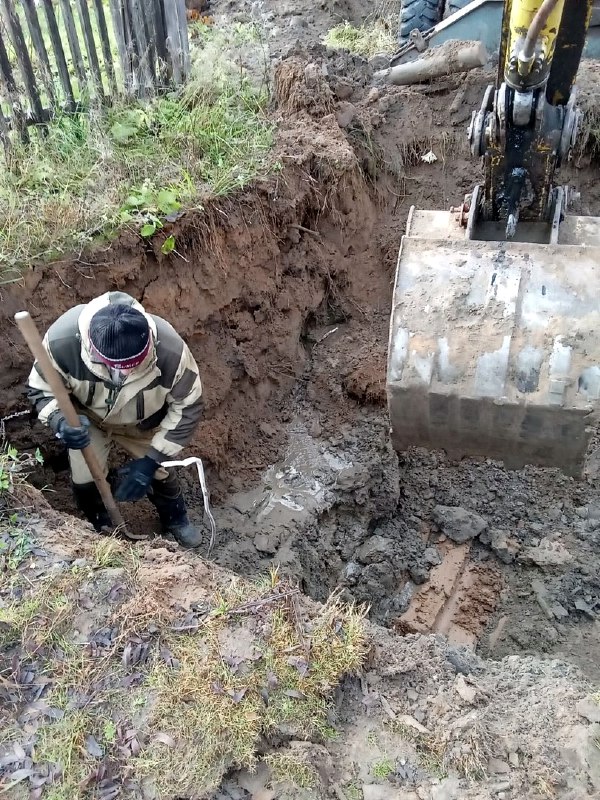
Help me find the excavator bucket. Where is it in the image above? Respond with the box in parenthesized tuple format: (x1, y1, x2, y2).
(386, 207, 600, 475)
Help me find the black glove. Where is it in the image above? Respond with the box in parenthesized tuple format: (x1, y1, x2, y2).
(56, 415, 91, 450)
(114, 456, 158, 502)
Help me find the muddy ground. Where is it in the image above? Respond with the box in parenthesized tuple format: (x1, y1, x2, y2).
(2, 5, 600, 798)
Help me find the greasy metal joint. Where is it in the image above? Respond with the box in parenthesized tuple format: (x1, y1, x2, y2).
(517, 50, 535, 76)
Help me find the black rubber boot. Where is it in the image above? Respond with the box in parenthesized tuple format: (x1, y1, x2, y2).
(72, 481, 112, 532)
(148, 473, 203, 549)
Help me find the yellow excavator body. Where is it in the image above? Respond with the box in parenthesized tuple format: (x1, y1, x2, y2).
(387, 0, 600, 475)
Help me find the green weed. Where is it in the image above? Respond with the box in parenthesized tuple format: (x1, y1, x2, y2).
(371, 757, 395, 780)
(0, 444, 43, 496)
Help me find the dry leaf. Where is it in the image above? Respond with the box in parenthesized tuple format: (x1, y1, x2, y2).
(4, 767, 33, 784)
(286, 656, 309, 677)
(266, 671, 278, 689)
(396, 713, 431, 735)
(13, 743, 27, 760)
(153, 732, 176, 748)
(228, 688, 247, 704)
(284, 689, 306, 700)
(85, 735, 104, 758)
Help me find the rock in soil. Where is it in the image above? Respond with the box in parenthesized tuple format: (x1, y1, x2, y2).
(433, 505, 488, 543)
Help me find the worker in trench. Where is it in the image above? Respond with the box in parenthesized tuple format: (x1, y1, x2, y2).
(26, 291, 204, 548)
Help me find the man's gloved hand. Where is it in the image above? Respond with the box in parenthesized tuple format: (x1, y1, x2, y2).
(114, 455, 158, 502)
(56, 415, 91, 450)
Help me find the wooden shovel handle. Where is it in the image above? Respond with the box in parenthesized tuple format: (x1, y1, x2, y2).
(14, 311, 128, 534)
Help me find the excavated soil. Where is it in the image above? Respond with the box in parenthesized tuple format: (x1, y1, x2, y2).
(3, 25, 600, 798)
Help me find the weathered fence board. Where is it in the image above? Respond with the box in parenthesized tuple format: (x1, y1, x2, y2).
(41, 0, 77, 109)
(92, 0, 117, 94)
(0, 0, 191, 142)
(76, 0, 105, 97)
(21, 0, 55, 103)
(1, 0, 44, 123)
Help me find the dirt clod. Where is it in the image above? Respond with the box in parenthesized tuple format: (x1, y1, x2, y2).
(433, 505, 489, 543)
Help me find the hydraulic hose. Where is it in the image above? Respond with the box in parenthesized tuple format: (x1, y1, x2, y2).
(520, 0, 561, 62)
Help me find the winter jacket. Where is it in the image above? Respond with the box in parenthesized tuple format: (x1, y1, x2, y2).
(27, 292, 203, 462)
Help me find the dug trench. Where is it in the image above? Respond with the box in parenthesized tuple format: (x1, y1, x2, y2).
(3, 51, 600, 710)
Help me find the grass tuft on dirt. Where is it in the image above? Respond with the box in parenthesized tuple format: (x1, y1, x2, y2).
(324, 18, 397, 58)
(0, 501, 368, 798)
(264, 749, 319, 788)
(0, 22, 274, 277)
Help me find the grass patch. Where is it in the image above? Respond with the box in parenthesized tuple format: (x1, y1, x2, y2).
(91, 537, 129, 569)
(264, 749, 318, 788)
(324, 18, 397, 58)
(1, 542, 367, 798)
(371, 757, 395, 780)
(0, 79, 273, 271)
(344, 782, 363, 800)
(133, 585, 366, 796)
(0, 18, 274, 274)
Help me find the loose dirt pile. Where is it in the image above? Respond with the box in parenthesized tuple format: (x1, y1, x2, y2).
(3, 32, 600, 800)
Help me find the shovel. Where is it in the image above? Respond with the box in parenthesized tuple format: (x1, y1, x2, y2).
(14, 310, 138, 539)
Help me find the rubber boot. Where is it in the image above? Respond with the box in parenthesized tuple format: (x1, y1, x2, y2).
(72, 481, 112, 533)
(148, 473, 203, 549)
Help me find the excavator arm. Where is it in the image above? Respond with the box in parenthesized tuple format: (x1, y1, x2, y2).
(386, 0, 600, 476)
(470, 0, 593, 237)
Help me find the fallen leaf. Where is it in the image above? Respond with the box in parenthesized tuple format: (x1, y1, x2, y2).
(286, 656, 309, 677)
(4, 767, 33, 784)
(85, 735, 104, 758)
(0, 754, 22, 768)
(284, 689, 306, 700)
(228, 688, 247, 703)
(396, 713, 431, 735)
(159, 647, 180, 669)
(153, 732, 176, 748)
(266, 671, 279, 689)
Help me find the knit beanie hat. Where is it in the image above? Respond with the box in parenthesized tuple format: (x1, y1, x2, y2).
(89, 304, 151, 370)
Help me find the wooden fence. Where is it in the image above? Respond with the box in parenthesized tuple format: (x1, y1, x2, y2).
(0, 0, 190, 140)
